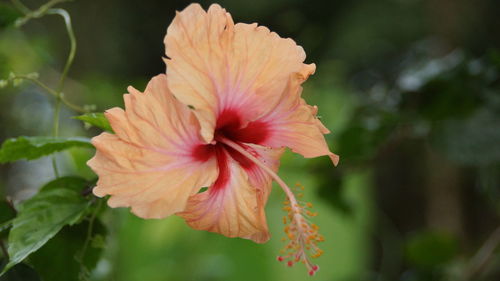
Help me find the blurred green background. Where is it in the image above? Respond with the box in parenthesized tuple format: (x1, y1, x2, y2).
(0, 0, 499, 280)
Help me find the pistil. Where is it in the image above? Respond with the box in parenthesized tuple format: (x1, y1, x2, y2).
(216, 136, 322, 275)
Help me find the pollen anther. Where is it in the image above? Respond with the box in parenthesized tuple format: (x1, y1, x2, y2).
(277, 184, 324, 275)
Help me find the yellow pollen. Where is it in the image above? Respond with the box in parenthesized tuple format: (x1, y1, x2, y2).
(279, 183, 324, 273)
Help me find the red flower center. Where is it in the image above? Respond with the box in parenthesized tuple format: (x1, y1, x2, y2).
(191, 109, 271, 191)
(215, 109, 269, 144)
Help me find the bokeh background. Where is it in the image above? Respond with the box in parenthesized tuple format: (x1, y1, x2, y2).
(1, 0, 499, 280)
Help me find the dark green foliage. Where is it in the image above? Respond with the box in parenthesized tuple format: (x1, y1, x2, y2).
(321, 49, 500, 202)
(73, 113, 113, 133)
(0, 3, 21, 29)
(0, 177, 92, 275)
(405, 231, 458, 269)
(314, 48, 500, 280)
(0, 201, 15, 239)
(313, 161, 352, 215)
(336, 111, 399, 165)
(0, 262, 40, 281)
(432, 110, 500, 166)
(0, 203, 15, 224)
(0, 136, 93, 163)
(30, 219, 106, 281)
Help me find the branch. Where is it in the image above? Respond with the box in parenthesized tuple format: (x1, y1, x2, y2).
(463, 226, 500, 280)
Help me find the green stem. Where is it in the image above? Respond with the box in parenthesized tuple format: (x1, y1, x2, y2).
(47, 8, 77, 178)
(77, 199, 103, 280)
(10, 75, 86, 113)
(0, 239, 8, 259)
(14, 0, 73, 27)
(463, 226, 500, 280)
(51, 99, 61, 177)
(48, 8, 77, 93)
(10, 0, 30, 15)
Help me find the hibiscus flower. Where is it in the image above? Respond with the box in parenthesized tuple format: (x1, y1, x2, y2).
(87, 3, 338, 275)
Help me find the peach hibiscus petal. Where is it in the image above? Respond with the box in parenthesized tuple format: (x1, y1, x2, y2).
(164, 3, 309, 142)
(250, 69, 339, 165)
(87, 74, 218, 219)
(179, 143, 283, 243)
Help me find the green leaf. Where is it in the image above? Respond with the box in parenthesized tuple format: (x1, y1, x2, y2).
(0, 177, 92, 275)
(0, 136, 93, 163)
(30, 219, 106, 281)
(38, 176, 91, 193)
(73, 113, 113, 132)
